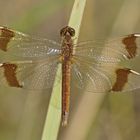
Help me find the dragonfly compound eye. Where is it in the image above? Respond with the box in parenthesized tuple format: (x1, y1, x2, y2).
(60, 26, 75, 37)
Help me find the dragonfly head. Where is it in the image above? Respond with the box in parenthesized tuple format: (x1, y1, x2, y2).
(60, 26, 75, 37)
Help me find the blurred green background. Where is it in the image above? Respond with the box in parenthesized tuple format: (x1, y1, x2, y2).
(0, 0, 140, 140)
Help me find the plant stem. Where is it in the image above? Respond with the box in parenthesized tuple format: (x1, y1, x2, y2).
(41, 0, 87, 140)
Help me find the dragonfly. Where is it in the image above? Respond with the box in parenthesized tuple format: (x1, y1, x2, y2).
(0, 26, 140, 126)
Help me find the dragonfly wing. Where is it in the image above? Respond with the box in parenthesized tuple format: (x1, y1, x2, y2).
(74, 33, 140, 63)
(72, 59, 140, 93)
(0, 26, 61, 62)
(0, 56, 60, 90)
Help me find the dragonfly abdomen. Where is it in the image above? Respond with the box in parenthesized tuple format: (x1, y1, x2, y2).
(62, 60, 71, 126)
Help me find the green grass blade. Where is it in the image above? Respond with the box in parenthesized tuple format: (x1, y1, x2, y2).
(69, 0, 87, 42)
(41, 64, 62, 140)
(41, 0, 87, 140)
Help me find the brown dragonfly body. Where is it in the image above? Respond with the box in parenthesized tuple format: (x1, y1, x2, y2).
(60, 26, 75, 126)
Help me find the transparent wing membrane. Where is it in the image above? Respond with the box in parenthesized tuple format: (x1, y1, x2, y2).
(8, 38, 61, 58)
(74, 41, 127, 63)
(72, 58, 113, 93)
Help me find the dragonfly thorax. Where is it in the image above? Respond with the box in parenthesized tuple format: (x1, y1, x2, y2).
(61, 45, 73, 59)
(60, 26, 74, 60)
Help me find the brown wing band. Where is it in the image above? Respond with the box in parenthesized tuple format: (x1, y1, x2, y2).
(0, 27, 15, 52)
(0, 63, 22, 88)
(122, 34, 137, 59)
(111, 68, 131, 92)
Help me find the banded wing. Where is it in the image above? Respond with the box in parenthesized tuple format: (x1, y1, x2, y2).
(72, 34, 140, 93)
(0, 26, 61, 62)
(0, 26, 61, 90)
